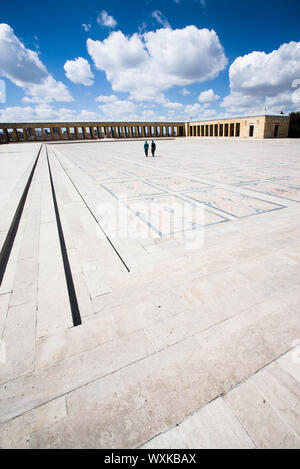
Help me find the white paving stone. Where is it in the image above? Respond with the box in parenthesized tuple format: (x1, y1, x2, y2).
(0, 138, 299, 448)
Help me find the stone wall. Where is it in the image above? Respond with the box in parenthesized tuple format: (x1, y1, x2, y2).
(264, 115, 290, 138)
(187, 115, 290, 139)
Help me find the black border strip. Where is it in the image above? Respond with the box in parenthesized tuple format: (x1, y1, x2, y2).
(0, 145, 42, 286)
(46, 147, 82, 327)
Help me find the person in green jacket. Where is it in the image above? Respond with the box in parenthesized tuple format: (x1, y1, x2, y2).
(144, 141, 149, 157)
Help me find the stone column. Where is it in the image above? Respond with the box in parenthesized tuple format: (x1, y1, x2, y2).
(4, 128, 9, 142)
(23, 128, 28, 141)
(12, 128, 19, 142)
(50, 127, 55, 140)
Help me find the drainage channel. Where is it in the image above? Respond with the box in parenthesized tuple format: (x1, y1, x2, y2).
(46, 146, 82, 327)
(51, 147, 131, 273)
(0, 144, 42, 286)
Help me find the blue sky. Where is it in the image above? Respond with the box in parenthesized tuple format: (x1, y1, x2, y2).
(0, 0, 300, 122)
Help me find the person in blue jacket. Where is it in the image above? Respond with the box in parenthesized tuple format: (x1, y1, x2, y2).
(144, 141, 149, 157)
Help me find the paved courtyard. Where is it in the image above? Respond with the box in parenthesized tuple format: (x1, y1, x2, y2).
(0, 137, 300, 449)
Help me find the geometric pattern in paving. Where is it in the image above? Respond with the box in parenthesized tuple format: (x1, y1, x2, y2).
(0, 138, 299, 449)
(125, 194, 228, 237)
(241, 181, 300, 202)
(185, 187, 285, 218)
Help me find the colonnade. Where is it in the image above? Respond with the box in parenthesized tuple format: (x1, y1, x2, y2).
(0, 115, 290, 143)
(0, 122, 185, 143)
(188, 122, 241, 138)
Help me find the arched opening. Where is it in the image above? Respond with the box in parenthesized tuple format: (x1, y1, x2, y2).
(249, 125, 255, 137)
(0, 129, 5, 142)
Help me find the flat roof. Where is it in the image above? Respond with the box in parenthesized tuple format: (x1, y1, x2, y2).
(188, 114, 289, 123)
(0, 121, 185, 126)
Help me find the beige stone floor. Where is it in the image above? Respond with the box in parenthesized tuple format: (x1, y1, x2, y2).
(0, 137, 300, 449)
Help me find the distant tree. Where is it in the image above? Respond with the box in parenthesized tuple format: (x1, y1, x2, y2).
(289, 112, 300, 138)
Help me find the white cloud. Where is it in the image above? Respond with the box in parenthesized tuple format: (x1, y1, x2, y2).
(221, 92, 264, 115)
(198, 89, 219, 103)
(222, 41, 300, 114)
(138, 22, 147, 34)
(95, 94, 119, 103)
(163, 101, 183, 109)
(265, 91, 296, 113)
(0, 104, 100, 122)
(95, 94, 186, 121)
(0, 23, 73, 103)
(97, 98, 138, 120)
(95, 94, 160, 121)
(183, 103, 203, 119)
(97, 11, 117, 29)
(180, 88, 191, 96)
(87, 26, 227, 102)
(82, 24, 91, 32)
(0, 100, 183, 124)
(183, 102, 219, 120)
(152, 11, 171, 29)
(64, 57, 94, 86)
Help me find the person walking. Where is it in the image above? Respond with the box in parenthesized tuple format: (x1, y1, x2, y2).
(151, 140, 156, 157)
(144, 141, 149, 157)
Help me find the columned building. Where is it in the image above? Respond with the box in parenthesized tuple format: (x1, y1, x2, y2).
(0, 121, 184, 144)
(186, 115, 290, 139)
(0, 115, 290, 144)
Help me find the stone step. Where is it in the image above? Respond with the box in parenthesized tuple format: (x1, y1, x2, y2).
(0, 147, 44, 384)
(36, 147, 73, 338)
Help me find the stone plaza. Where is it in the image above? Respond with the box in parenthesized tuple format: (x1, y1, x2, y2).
(0, 136, 299, 448)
